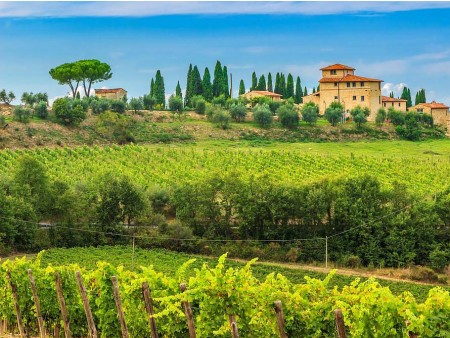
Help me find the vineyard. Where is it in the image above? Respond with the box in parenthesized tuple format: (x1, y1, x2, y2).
(1, 250, 450, 337)
(0, 143, 449, 194)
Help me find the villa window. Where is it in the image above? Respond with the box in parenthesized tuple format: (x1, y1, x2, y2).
(398, 103, 401, 107)
(384, 103, 386, 107)
(361, 96, 365, 102)
(353, 96, 356, 101)
(360, 82, 364, 87)
(334, 82, 338, 87)
(352, 82, 356, 87)
(331, 70, 337, 75)
(347, 83, 350, 88)
(334, 96, 338, 100)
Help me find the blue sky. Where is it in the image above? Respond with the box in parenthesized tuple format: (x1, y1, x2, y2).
(2, 1, 450, 105)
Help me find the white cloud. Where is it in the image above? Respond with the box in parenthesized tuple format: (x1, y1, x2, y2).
(2, 1, 450, 18)
(382, 83, 407, 97)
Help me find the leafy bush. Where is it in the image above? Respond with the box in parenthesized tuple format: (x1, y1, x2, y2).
(168, 95, 183, 112)
(350, 105, 370, 128)
(34, 101, 48, 119)
(387, 108, 405, 126)
(411, 266, 439, 283)
(253, 103, 273, 128)
(209, 108, 231, 130)
(110, 100, 126, 114)
(229, 103, 247, 122)
(52, 98, 86, 126)
(13, 106, 32, 123)
(301, 102, 319, 125)
(429, 247, 449, 272)
(128, 97, 144, 113)
(324, 101, 344, 126)
(276, 104, 299, 128)
(421, 113, 434, 128)
(90, 98, 110, 115)
(268, 101, 283, 115)
(195, 99, 206, 114)
(143, 94, 156, 110)
(376, 108, 386, 126)
(96, 111, 135, 144)
(211, 94, 226, 107)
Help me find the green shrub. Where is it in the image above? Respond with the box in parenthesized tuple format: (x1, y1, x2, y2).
(429, 247, 449, 272)
(277, 104, 299, 128)
(411, 266, 439, 283)
(376, 108, 386, 126)
(342, 255, 362, 268)
(211, 94, 226, 107)
(34, 101, 48, 119)
(209, 109, 231, 130)
(229, 103, 247, 122)
(90, 98, 110, 115)
(195, 99, 206, 114)
(387, 108, 405, 126)
(110, 100, 126, 114)
(301, 102, 319, 125)
(53, 98, 86, 126)
(13, 106, 32, 123)
(253, 103, 272, 128)
(168, 95, 183, 112)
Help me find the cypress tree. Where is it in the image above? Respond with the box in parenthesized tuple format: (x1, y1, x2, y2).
(274, 73, 280, 94)
(416, 88, 426, 104)
(317, 84, 320, 92)
(286, 73, 294, 99)
(267, 73, 273, 92)
(185, 64, 193, 106)
(389, 91, 394, 98)
(295, 76, 303, 104)
(150, 78, 155, 97)
(239, 79, 245, 95)
(406, 88, 412, 108)
(212, 61, 223, 98)
(312, 87, 316, 94)
(422, 89, 426, 103)
(202, 67, 213, 101)
(280, 73, 286, 97)
(257, 75, 266, 91)
(192, 66, 203, 96)
(222, 66, 229, 98)
(176, 81, 183, 103)
(251, 72, 258, 91)
(154, 70, 165, 106)
(304, 86, 308, 96)
(415, 92, 419, 105)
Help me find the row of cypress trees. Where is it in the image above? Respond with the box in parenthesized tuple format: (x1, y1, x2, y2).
(399, 87, 427, 108)
(248, 72, 305, 103)
(184, 61, 230, 107)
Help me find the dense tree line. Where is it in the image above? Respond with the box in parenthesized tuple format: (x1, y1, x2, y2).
(0, 156, 449, 271)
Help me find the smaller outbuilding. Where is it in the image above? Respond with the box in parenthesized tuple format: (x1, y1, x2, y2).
(240, 90, 283, 101)
(95, 88, 127, 100)
(381, 96, 407, 112)
(409, 101, 449, 127)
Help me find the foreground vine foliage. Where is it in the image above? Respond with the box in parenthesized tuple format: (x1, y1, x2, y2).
(0, 253, 449, 337)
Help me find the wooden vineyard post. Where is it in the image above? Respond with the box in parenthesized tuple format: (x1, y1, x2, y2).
(334, 309, 347, 338)
(142, 282, 159, 338)
(228, 314, 239, 338)
(273, 300, 287, 338)
(180, 283, 196, 338)
(75, 271, 97, 338)
(6, 271, 26, 338)
(55, 272, 72, 338)
(54, 323, 61, 338)
(406, 320, 419, 338)
(27, 269, 46, 338)
(111, 276, 129, 338)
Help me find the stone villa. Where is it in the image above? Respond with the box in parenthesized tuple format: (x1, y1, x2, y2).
(94, 88, 127, 100)
(302, 64, 383, 121)
(241, 90, 283, 101)
(409, 101, 450, 127)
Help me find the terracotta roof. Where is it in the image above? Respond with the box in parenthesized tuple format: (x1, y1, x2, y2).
(382, 96, 407, 102)
(320, 64, 355, 71)
(414, 101, 449, 109)
(248, 90, 283, 97)
(95, 88, 127, 94)
(319, 74, 383, 83)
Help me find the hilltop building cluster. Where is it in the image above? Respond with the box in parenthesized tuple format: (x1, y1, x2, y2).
(241, 63, 449, 130)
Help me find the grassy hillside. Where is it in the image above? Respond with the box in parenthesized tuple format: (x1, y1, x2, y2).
(1, 108, 444, 150)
